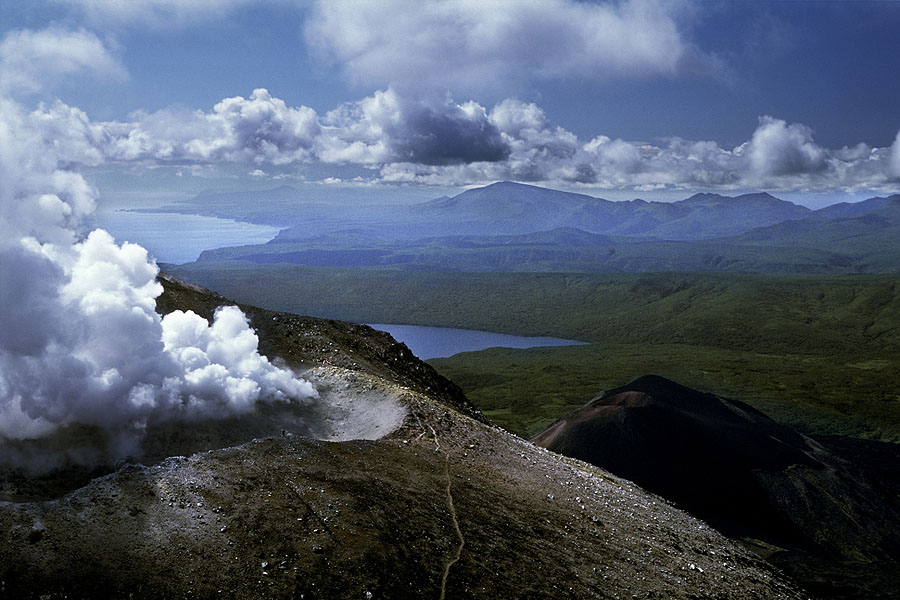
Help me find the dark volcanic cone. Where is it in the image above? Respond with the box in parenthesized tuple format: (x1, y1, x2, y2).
(531, 374, 900, 599)
(532, 375, 821, 544)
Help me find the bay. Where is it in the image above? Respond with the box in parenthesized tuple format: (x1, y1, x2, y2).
(367, 323, 588, 360)
(85, 210, 280, 264)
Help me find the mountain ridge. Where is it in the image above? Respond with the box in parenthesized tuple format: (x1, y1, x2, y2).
(414, 181, 812, 240)
(148, 181, 900, 272)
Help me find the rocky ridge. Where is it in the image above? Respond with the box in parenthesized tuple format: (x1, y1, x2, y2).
(0, 277, 808, 599)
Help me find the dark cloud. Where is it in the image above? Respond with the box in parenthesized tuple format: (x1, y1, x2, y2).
(390, 102, 509, 165)
(320, 89, 509, 165)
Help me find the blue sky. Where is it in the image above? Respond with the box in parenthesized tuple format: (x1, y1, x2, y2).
(2, 0, 899, 204)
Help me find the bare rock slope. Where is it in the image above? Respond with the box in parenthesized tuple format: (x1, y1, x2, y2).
(532, 375, 900, 599)
(0, 277, 807, 599)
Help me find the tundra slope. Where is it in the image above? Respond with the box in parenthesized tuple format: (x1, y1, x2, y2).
(0, 277, 807, 599)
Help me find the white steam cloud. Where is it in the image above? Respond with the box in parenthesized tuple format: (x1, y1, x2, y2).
(0, 96, 317, 473)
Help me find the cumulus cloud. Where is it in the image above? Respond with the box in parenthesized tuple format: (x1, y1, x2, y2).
(0, 95, 316, 473)
(742, 116, 827, 177)
(13, 85, 899, 194)
(305, 0, 693, 93)
(889, 130, 900, 180)
(370, 105, 898, 193)
(23, 87, 507, 168)
(320, 89, 509, 165)
(378, 100, 740, 188)
(108, 88, 320, 164)
(0, 27, 127, 94)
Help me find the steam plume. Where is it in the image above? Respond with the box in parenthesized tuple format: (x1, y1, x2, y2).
(0, 97, 317, 473)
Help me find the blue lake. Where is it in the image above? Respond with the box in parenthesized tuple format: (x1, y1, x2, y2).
(86, 209, 280, 264)
(367, 324, 588, 359)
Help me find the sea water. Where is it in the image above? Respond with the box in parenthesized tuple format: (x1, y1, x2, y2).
(86, 209, 280, 265)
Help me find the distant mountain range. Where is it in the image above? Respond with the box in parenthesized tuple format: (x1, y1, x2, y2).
(724, 193, 900, 271)
(162, 181, 900, 273)
(413, 181, 812, 240)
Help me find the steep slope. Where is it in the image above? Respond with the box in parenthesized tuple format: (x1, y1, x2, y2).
(531, 375, 900, 599)
(0, 279, 807, 599)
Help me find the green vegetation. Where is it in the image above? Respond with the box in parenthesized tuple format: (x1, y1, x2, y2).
(429, 344, 900, 441)
(195, 233, 858, 274)
(167, 262, 900, 442)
